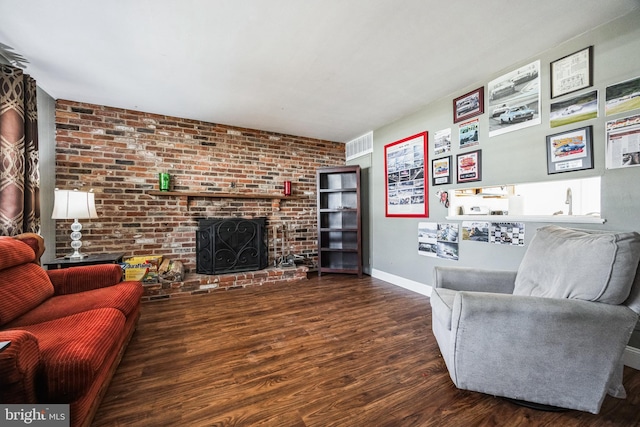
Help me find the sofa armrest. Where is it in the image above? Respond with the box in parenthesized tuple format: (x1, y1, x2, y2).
(450, 291, 638, 412)
(13, 233, 45, 265)
(47, 264, 123, 295)
(0, 330, 41, 403)
(433, 266, 516, 294)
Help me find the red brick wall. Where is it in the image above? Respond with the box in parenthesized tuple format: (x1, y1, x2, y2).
(54, 100, 345, 272)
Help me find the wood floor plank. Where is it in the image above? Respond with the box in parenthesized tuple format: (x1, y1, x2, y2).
(92, 273, 640, 426)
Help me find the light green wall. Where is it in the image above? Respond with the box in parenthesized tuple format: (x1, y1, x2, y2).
(370, 10, 640, 294)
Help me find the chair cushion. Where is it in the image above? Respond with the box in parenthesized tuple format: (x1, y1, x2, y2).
(14, 237, 40, 259)
(9, 308, 126, 402)
(0, 263, 54, 326)
(514, 226, 640, 304)
(430, 287, 457, 331)
(0, 237, 36, 270)
(6, 281, 143, 328)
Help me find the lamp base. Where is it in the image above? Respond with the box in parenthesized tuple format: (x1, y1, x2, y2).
(66, 220, 87, 259)
(64, 250, 88, 260)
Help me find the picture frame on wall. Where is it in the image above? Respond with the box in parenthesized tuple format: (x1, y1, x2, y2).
(549, 90, 598, 128)
(550, 46, 593, 99)
(606, 114, 640, 169)
(456, 149, 482, 183)
(384, 131, 428, 217)
(432, 156, 451, 186)
(605, 75, 640, 116)
(453, 87, 484, 123)
(459, 118, 479, 149)
(487, 60, 541, 137)
(546, 125, 594, 174)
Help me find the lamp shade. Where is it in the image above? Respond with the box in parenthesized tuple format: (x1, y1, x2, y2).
(51, 189, 98, 219)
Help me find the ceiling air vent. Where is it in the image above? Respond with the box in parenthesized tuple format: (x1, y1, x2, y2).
(345, 131, 373, 161)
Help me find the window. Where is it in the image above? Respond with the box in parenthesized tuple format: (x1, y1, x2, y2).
(448, 177, 602, 223)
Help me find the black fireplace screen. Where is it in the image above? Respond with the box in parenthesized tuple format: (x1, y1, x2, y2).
(196, 217, 268, 274)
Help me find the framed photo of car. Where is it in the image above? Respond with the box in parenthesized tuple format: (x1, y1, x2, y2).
(459, 118, 479, 149)
(546, 125, 594, 174)
(488, 60, 541, 137)
(456, 150, 482, 183)
(432, 156, 451, 186)
(453, 87, 484, 123)
(550, 46, 593, 99)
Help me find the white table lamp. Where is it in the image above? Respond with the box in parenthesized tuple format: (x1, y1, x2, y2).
(51, 189, 98, 259)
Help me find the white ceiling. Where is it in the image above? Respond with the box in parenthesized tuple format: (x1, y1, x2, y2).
(0, 0, 638, 142)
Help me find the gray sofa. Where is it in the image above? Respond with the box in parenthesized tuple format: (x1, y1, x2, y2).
(430, 225, 640, 413)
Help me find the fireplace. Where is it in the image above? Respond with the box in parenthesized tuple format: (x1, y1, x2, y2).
(196, 217, 268, 274)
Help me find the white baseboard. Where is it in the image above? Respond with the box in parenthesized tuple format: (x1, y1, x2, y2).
(371, 269, 432, 297)
(624, 345, 640, 370)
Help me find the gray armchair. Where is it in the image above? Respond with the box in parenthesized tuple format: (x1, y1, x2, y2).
(430, 225, 640, 414)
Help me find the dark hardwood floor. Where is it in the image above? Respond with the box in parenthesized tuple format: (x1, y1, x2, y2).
(92, 273, 640, 426)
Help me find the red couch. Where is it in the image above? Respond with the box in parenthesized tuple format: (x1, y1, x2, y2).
(0, 234, 143, 427)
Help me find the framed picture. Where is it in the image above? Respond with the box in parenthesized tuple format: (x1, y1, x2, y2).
(546, 125, 594, 174)
(459, 118, 479, 149)
(550, 46, 593, 99)
(384, 132, 428, 217)
(606, 114, 640, 169)
(549, 90, 598, 128)
(605, 75, 640, 116)
(487, 60, 541, 137)
(456, 150, 482, 183)
(434, 128, 451, 156)
(432, 156, 451, 186)
(453, 87, 484, 123)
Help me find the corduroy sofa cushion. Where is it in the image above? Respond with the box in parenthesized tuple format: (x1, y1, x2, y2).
(47, 264, 123, 295)
(9, 308, 126, 402)
(7, 281, 143, 328)
(0, 263, 54, 326)
(0, 237, 36, 270)
(514, 226, 640, 304)
(15, 237, 40, 259)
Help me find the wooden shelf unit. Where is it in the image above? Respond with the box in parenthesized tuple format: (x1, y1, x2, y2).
(316, 165, 362, 278)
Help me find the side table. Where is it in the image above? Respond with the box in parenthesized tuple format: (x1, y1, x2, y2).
(44, 253, 126, 270)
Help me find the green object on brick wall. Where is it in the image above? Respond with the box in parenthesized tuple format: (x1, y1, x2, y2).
(159, 173, 170, 191)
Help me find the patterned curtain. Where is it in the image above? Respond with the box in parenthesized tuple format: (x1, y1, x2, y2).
(0, 64, 40, 235)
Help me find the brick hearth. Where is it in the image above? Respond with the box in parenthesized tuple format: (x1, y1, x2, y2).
(141, 266, 309, 302)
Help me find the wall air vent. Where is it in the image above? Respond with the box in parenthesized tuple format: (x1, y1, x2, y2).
(345, 131, 373, 161)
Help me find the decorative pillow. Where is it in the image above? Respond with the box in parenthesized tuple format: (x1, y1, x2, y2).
(514, 226, 640, 304)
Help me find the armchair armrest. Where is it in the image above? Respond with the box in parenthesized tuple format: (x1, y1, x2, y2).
(47, 264, 123, 295)
(450, 292, 638, 411)
(433, 266, 516, 294)
(0, 330, 40, 403)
